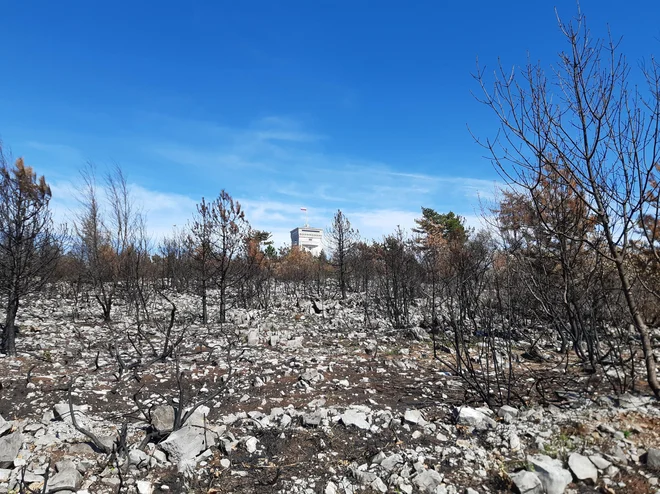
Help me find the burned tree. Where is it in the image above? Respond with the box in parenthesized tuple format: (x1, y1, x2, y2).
(74, 165, 144, 322)
(326, 209, 359, 299)
(0, 150, 59, 355)
(374, 228, 420, 329)
(476, 10, 660, 395)
(188, 190, 251, 324)
(414, 208, 468, 329)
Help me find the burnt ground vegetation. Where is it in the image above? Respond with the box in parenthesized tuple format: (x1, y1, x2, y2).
(0, 289, 658, 494)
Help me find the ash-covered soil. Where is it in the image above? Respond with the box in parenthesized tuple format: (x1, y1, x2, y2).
(0, 291, 658, 494)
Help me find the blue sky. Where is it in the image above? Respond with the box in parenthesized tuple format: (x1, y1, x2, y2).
(2, 1, 659, 247)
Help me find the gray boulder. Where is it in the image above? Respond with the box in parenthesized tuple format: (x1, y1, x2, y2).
(352, 468, 378, 485)
(371, 477, 388, 493)
(498, 405, 519, 421)
(568, 452, 597, 483)
(509, 470, 543, 494)
(244, 436, 258, 454)
(300, 368, 323, 383)
(129, 449, 150, 467)
(136, 481, 154, 494)
(54, 459, 77, 473)
(325, 481, 338, 494)
(413, 469, 444, 494)
(509, 431, 522, 452)
(588, 455, 611, 470)
(646, 448, 660, 469)
(312, 299, 325, 314)
(284, 337, 304, 349)
(150, 405, 175, 432)
(159, 425, 216, 473)
(617, 393, 652, 409)
(246, 329, 259, 346)
(381, 453, 404, 472)
(341, 410, 370, 430)
(46, 469, 83, 493)
(456, 407, 495, 430)
(404, 409, 425, 425)
(0, 432, 23, 468)
(528, 454, 572, 494)
(0, 414, 11, 436)
(409, 327, 429, 341)
(302, 409, 327, 427)
(53, 403, 87, 424)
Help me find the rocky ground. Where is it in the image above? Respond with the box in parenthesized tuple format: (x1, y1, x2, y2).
(0, 290, 659, 494)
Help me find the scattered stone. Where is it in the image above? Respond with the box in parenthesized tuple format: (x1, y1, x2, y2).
(246, 329, 259, 346)
(510, 432, 522, 452)
(646, 448, 660, 469)
(0, 432, 23, 468)
(568, 452, 597, 483)
(589, 454, 611, 470)
(53, 403, 86, 424)
(413, 468, 444, 493)
(341, 410, 370, 430)
(159, 425, 216, 473)
(136, 481, 154, 494)
(129, 449, 150, 467)
(509, 470, 543, 494)
(150, 405, 175, 432)
(404, 409, 425, 425)
(498, 405, 519, 421)
(381, 453, 403, 472)
(244, 436, 258, 453)
(4, 286, 660, 494)
(528, 454, 573, 494)
(617, 393, 652, 409)
(303, 409, 327, 427)
(456, 407, 494, 430)
(46, 468, 83, 493)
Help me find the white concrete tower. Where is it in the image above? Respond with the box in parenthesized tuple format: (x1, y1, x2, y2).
(291, 207, 323, 256)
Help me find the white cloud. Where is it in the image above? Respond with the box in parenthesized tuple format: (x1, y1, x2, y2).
(32, 114, 502, 253)
(48, 178, 198, 246)
(24, 141, 85, 164)
(348, 209, 419, 241)
(254, 130, 323, 143)
(130, 185, 198, 242)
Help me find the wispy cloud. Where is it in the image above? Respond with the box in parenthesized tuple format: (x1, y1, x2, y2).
(133, 114, 503, 245)
(48, 178, 198, 246)
(25, 113, 500, 250)
(254, 130, 321, 143)
(348, 209, 420, 241)
(24, 141, 84, 160)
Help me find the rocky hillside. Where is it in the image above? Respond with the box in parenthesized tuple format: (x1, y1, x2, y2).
(0, 292, 658, 494)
